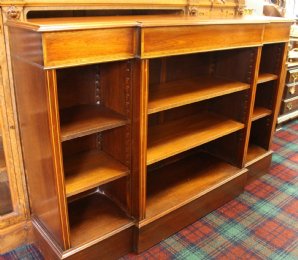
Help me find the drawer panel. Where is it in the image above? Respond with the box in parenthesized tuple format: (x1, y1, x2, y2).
(141, 24, 264, 58)
(263, 23, 291, 43)
(286, 68, 298, 84)
(284, 83, 298, 99)
(42, 28, 136, 68)
(280, 96, 298, 115)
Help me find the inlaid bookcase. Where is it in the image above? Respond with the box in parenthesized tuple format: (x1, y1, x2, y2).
(7, 16, 291, 259)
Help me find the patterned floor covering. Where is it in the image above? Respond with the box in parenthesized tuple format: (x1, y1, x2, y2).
(1, 119, 297, 260)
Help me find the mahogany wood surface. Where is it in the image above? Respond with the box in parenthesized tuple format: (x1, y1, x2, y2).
(141, 24, 264, 58)
(148, 76, 250, 114)
(7, 14, 291, 259)
(137, 169, 247, 252)
(263, 23, 291, 44)
(257, 73, 278, 84)
(64, 150, 129, 197)
(9, 54, 68, 248)
(146, 152, 245, 221)
(42, 28, 137, 68)
(68, 192, 133, 247)
(60, 105, 128, 142)
(246, 152, 272, 183)
(252, 107, 272, 121)
(147, 111, 244, 165)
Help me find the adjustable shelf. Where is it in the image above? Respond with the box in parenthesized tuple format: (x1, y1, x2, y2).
(257, 73, 278, 84)
(252, 107, 272, 121)
(64, 150, 129, 197)
(146, 152, 244, 221)
(148, 76, 250, 114)
(147, 112, 244, 165)
(68, 192, 133, 247)
(60, 105, 127, 142)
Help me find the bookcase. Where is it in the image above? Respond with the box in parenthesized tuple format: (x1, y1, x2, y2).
(7, 16, 291, 259)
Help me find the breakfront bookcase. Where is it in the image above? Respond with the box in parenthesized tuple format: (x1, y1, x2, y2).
(7, 15, 291, 259)
(0, 0, 246, 253)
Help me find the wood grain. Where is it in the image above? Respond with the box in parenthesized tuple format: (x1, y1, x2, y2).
(148, 76, 250, 114)
(257, 73, 278, 84)
(68, 192, 133, 247)
(64, 150, 129, 197)
(146, 152, 245, 221)
(252, 107, 272, 121)
(245, 144, 268, 166)
(147, 111, 244, 165)
(60, 105, 128, 142)
(141, 24, 264, 58)
(263, 23, 292, 44)
(42, 28, 136, 68)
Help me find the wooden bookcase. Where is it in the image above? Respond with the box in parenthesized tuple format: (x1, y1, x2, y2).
(7, 16, 291, 259)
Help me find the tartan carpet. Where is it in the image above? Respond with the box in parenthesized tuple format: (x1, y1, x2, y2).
(1, 119, 298, 260)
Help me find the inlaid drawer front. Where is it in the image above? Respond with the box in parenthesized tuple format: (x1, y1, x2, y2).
(284, 83, 298, 99)
(281, 96, 298, 114)
(263, 23, 291, 43)
(140, 24, 264, 58)
(42, 28, 136, 68)
(286, 68, 298, 84)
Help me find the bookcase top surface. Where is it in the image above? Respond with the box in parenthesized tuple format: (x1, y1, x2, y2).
(7, 15, 293, 32)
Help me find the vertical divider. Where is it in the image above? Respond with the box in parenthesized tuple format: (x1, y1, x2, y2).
(267, 43, 289, 147)
(45, 69, 71, 249)
(241, 46, 263, 167)
(131, 59, 148, 220)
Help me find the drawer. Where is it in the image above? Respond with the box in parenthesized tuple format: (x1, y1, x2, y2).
(284, 83, 298, 99)
(286, 68, 298, 84)
(140, 24, 264, 58)
(263, 23, 291, 44)
(42, 28, 137, 68)
(280, 96, 298, 115)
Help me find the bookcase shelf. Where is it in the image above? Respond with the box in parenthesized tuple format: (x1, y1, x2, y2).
(147, 111, 244, 165)
(148, 76, 250, 114)
(64, 150, 129, 197)
(8, 15, 290, 259)
(257, 73, 278, 84)
(252, 107, 272, 121)
(246, 144, 268, 166)
(146, 152, 243, 221)
(60, 105, 127, 142)
(68, 192, 133, 247)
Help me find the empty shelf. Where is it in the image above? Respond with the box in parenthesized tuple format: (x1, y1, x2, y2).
(147, 111, 244, 165)
(68, 192, 133, 247)
(252, 107, 272, 121)
(246, 144, 269, 166)
(148, 76, 250, 114)
(64, 150, 129, 197)
(60, 105, 127, 142)
(146, 153, 244, 221)
(257, 73, 278, 84)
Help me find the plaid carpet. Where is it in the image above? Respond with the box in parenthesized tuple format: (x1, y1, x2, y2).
(1, 119, 298, 260)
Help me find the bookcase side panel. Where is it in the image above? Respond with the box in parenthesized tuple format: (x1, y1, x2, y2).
(9, 27, 68, 249)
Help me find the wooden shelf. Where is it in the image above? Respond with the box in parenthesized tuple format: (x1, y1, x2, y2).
(68, 192, 133, 247)
(146, 153, 244, 221)
(252, 107, 272, 121)
(246, 144, 268, 166)
(257, 73, 278, 84)
(148, 76, 250, 114)
(147, 112, 244, 165)
(60, 105, 127, 142)
(64, 150, 129, 197)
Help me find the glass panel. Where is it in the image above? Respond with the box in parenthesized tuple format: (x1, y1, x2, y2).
(0, 136, 13, 216)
